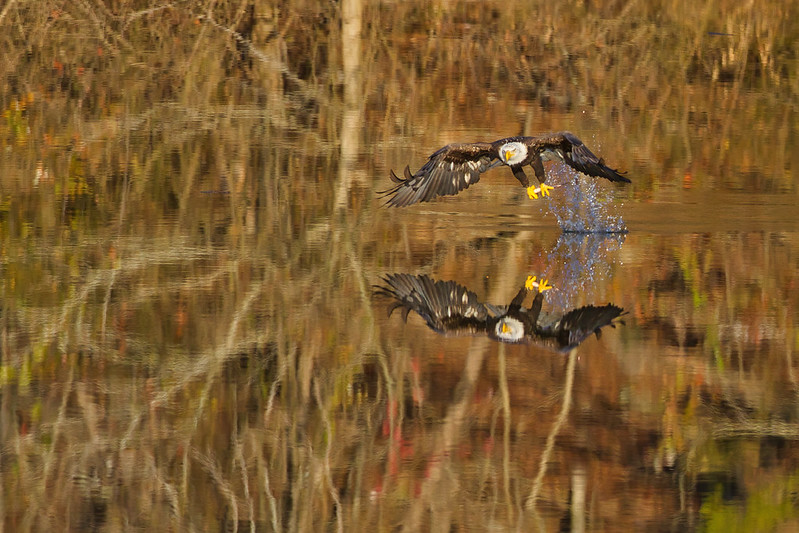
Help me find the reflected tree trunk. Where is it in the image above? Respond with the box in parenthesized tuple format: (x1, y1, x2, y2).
(526, 348, 578, 512)
(336, 0, 364, 210)
(571, 466, 586, 533)
(401, 338, 491, 533)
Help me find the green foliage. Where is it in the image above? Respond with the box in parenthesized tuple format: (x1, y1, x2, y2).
(701, 474, 799, 533)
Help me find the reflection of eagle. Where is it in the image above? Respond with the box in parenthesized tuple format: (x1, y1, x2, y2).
(381, 132, 630, 207)
(377, 273, 625, 350)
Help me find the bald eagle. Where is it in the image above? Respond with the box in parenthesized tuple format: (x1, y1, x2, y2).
(376, 273, 625, 350)
(380, 132, 630, 208)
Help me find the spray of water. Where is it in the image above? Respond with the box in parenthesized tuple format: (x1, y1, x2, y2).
(547, 165, 628, 234)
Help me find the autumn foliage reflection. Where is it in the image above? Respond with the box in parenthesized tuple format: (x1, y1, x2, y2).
(0, 0, 798, 531)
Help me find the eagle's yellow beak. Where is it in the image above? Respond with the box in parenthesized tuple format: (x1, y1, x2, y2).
(501, 323, 510, 334)
(503, 149, 514, 162)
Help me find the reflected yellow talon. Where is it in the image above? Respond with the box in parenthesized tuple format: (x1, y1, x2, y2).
(540, 183, 555, 197)
(525, 275, 554, 292)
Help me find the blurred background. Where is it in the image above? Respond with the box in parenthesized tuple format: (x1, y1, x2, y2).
(1, 0, 798, 531)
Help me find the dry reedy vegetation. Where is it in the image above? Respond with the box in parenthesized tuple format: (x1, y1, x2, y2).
(1, 0, 799, 531)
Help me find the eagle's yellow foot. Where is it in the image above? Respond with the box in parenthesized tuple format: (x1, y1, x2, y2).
(526, 184, 555, 200)
(525, 275, 554, 292)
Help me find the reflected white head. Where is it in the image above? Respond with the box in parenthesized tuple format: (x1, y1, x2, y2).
(498, 142, 528, 166)
(494, 317, 524, 342)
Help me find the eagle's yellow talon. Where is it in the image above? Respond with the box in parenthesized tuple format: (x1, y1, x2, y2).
(525, 275, 554, 292)
(527, 184, 555, 200)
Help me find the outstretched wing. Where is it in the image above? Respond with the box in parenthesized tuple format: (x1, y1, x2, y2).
(380, 143, 500, 207)
(375, 273, 496, 335)
(542, 303, 626, 350)
(534, 132, 631, 183)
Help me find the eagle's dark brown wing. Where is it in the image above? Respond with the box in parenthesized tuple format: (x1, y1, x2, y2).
(540, 303, 626, 349)
(375, 273, 500, 336)
(532, 132, 630, 184)
(377, 273, 626, 349)
(380, 142, 500, 207)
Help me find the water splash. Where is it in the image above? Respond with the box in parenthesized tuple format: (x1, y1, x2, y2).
(541, 231, 626, 310)
(547, 165, 627, 233)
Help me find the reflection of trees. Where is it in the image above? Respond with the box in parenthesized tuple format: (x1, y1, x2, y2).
(629, 231, 799, 529)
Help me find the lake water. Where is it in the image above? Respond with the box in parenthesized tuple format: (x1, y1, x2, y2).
(1, 1, 798, 531)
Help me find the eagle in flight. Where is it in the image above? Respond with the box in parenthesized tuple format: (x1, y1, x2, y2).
(380, 132, 630, 207)
(376, 273, 625, 350)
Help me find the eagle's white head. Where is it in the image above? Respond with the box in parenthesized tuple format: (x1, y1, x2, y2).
(498, 142, 528, 166)
(494, 316, 525, 342)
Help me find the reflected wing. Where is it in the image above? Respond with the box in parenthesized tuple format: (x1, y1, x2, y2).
(542, 303, 626, 349)
(536, 132, 631, 183)
(376, 273, 495, 335)
(380, 143, 500, 207)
